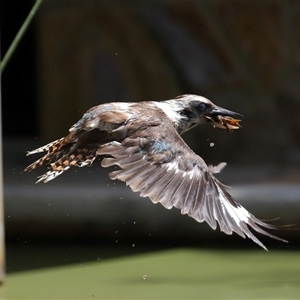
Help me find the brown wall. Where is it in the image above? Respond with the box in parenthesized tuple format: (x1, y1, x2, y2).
(36, 2, 300, 166)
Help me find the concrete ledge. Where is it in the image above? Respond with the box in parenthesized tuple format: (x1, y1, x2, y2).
(4, 139, 300, 242)
(5, 180, 300, 240)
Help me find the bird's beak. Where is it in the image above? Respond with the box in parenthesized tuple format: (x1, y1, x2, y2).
(205, 106, 243, 131)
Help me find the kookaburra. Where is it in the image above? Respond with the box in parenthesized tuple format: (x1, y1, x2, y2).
(25, 94, 287, 250)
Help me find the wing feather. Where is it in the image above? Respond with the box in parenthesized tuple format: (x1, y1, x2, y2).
(98, 115, 288, 251)
(26, 101, 288, 250)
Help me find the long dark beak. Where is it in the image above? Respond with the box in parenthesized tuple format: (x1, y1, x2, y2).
(208, 106, 243, 119)
(205, 105, 243, 130)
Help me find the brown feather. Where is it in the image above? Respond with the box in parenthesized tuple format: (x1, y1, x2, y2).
(25, 98, 289, 250)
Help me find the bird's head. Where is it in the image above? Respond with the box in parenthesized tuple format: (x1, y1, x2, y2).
(159, 94, 243, 134)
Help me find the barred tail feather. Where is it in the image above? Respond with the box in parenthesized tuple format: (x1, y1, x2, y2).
(36, 167, 71, 183)
(24, 138, 71, 173)
(35, 150, 97, 183)
(26, 142, 98, 183)
(26, 138, 65, 156)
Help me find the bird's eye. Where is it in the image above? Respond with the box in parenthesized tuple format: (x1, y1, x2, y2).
(197, 103, 207, 112)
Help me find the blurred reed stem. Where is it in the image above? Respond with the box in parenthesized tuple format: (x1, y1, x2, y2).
(0, 0, 43, 74)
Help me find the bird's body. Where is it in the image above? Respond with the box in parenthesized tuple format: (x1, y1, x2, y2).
(25, 94, 287, 250)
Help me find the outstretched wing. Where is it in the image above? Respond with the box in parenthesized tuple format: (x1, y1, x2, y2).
(97, 115, 287, 251)
(25, 102, 287, 250)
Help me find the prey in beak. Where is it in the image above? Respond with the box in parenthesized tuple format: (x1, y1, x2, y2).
(205, 106, 243, 132)
(25, 94, 289, 251)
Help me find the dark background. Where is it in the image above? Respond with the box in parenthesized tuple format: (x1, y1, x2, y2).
(2, 1, 300, 165)
(1, 1, 300, 273)
(2, 1, 37, 136)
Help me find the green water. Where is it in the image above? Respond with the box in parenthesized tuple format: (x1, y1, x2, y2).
(1, 247, 299, 299)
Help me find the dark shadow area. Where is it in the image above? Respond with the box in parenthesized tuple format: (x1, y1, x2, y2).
(6, 240, 172, 274)
(2, 2, 300, 283)
(1, 1, 37, 137)
(6, 235, 300, 274)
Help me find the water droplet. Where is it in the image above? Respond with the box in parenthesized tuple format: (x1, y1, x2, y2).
(115, 231, 118, 234)
(116, 240, 118, 243)
(97, 258, 100, 260)
(142, 275, 147, 280)
(133, 221, 136, 225)
(210, 142, 214, 147)
(132, 244, 135, 247)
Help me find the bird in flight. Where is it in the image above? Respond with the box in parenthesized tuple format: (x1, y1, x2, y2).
(25, 94, 287, 250)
